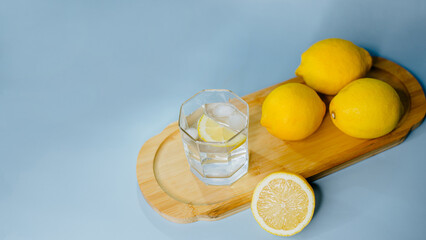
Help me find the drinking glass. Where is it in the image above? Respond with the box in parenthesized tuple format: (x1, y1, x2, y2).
(178, 89, 249, 185)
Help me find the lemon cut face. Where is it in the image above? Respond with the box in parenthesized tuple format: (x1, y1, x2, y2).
(197, 114, 246, 148)
(251, 172, 315, 236)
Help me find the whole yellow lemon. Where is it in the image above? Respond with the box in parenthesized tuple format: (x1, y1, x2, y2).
(261, 83, 326, 141)
(329, 78, 403, 139)
(295, 38, 372, 95)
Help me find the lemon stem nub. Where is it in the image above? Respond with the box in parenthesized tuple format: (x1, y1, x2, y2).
(331, 112, 336, 119)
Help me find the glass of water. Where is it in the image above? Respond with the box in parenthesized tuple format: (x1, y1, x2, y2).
(178, 89, 249, 185)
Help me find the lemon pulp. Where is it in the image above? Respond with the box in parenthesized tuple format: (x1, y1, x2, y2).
(251, 172, 315, 236)
(197, 114, 246, 148)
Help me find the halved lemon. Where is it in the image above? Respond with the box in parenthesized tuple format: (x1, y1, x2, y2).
(251, 172, 315, 236)
(197, 114, 246, 148)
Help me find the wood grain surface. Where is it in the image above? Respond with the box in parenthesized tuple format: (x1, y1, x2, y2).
(136, 57, 426, 223)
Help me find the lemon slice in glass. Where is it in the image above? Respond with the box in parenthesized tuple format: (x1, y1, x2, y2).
(197, 114, 246, 148)
(251, 172, 315, 236)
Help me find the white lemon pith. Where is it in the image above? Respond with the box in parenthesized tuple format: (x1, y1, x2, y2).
(251, 172, 315, 236)
(197, 114, 246, 148)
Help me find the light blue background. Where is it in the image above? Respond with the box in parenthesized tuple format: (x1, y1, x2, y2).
(1, 0, 426, 239)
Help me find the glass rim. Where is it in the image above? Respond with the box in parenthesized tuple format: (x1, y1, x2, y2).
(178, 89, 249, 144)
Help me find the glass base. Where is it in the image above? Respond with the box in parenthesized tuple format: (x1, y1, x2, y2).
(190, 160, 249, 186)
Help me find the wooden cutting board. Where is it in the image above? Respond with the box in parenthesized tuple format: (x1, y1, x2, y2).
(136, 57, 426, 223)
